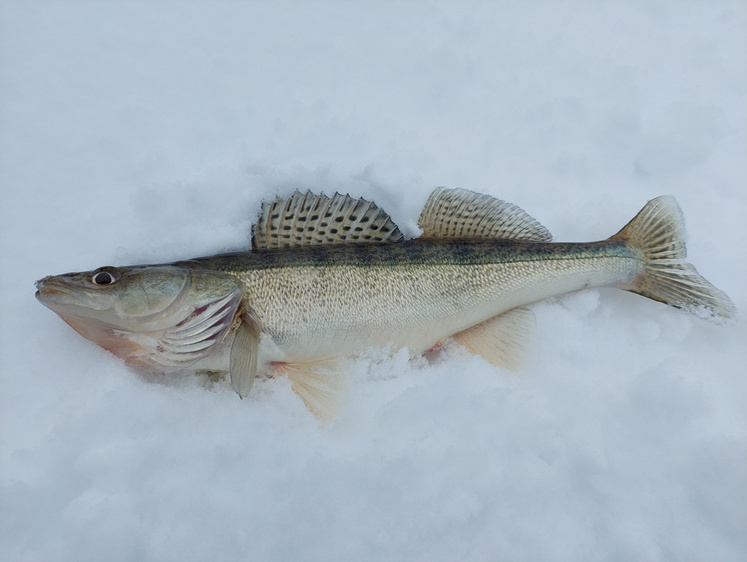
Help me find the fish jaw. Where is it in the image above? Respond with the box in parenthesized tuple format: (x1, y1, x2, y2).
(57, 313, 146, 363)
(36, 274, 116, 315)
(36, 273, 143, 364)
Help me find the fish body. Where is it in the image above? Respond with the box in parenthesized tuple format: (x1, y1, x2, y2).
(185, 239, 637, 364)
(36, 188, 735, 418)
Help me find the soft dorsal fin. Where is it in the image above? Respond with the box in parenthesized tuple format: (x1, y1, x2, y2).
(252, 191, 404, 251)
(418, 187, 552, 242)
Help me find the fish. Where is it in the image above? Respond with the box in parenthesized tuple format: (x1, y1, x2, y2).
(36, 188, 736, 419)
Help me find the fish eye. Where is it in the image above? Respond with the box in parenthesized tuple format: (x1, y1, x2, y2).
(91, 268, 120, 286)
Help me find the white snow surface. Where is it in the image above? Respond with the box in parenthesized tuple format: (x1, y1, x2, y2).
(1, 1, 746, 560)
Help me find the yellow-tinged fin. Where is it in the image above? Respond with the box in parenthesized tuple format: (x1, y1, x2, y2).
(229, 311, 260, 397)
(418, 187, 552, 241)
(611, 195, 736, 322)
(452, 307, 536, 370)
(274, 358, 350, 421)
(252, 191, 403, 250)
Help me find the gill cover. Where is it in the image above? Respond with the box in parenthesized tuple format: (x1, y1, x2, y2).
(36, 265, 250, 373)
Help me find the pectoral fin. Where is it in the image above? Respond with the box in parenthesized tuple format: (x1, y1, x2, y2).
(452, 307, 536, 370)
(229, 313, 260, 398)
(273, 358, 350, 421)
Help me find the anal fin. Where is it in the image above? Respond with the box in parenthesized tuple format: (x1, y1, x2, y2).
(452, 307, 536, 370)
(273, 358, 350, 421)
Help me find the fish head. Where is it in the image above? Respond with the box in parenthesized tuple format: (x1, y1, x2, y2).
(36, 265, 245, 369)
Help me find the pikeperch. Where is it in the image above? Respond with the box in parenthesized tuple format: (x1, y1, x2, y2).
(36, 188, 735, 418)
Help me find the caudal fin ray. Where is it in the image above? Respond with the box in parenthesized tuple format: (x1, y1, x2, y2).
(611, 196, 736, 322)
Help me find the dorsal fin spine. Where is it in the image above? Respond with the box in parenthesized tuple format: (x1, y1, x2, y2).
(291, 192, 311, 242)
(325, 193, 346, 243)
(252, 191, 404, 250)
(306, 192, 327, 239)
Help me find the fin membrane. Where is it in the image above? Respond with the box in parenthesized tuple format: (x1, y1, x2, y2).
(230, 312, 260, 398)
(611, 196, 736, 322)
(275, 358, 350, 421)
(253, 191, 403, 250)
(418, 187, 552, 242)
(452, 307, 536, 370)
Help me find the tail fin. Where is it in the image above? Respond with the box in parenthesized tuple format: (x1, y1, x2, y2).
(611, 196, 736, 322)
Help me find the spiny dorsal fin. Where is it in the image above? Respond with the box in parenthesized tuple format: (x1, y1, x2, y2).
(418, 187, 552, 242)
(252, 191, 403, 251)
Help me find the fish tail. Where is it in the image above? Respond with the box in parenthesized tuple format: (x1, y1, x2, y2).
(611, 196, 736, 322)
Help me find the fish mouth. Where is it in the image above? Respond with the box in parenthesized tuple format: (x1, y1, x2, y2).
(35, 277, 65, 299)
(35, 286, 66, 301)
(35, 276, 111, 312)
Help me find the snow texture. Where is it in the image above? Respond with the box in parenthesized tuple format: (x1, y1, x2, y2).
(1, 1, 746, 560)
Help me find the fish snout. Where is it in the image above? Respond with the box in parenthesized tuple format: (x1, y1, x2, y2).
(34, 274, 90, 310)
(35, 276, 55, 301)
(35, 276, 55, 294)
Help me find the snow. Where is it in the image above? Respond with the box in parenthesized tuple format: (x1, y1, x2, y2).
(1, 1, 746, 560)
